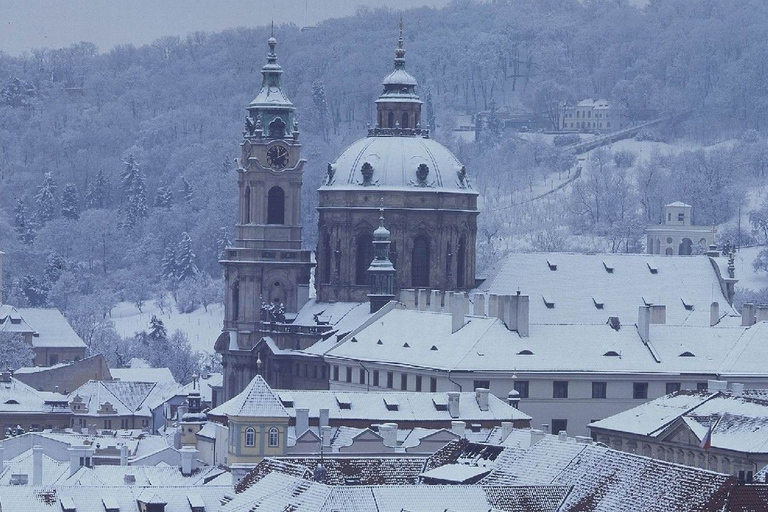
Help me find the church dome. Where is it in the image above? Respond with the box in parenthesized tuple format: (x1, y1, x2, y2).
(322, 136, 475, 193)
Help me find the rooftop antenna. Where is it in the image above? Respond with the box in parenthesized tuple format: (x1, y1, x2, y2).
(271, 20, 274, 38)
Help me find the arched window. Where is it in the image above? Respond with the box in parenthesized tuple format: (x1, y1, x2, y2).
(415, 112, 420, 127)
(389, 241, 397, 269)
(321, 233, 332, 284)
(244, 186, 251, 224)
(412, 236, 430, 287)
(457, 235, 467, 288)
(231, 280, 239, 321)
(401, 112, 409, 128)
(268, 427, 279, 447)
(679, 238, 692, 255)
(267, 186, 285, 224)
(387, 111, 394, 128)
(356, 234, 374, 285)
(245, 427, 255, 447)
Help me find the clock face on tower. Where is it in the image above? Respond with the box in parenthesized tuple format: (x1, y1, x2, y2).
(266, 145, 290, 170)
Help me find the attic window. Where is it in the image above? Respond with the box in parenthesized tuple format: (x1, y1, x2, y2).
(278, 393, 294, 408)
(376, 339, 383, 345)
(546, 260, 557, 271)
(335, 393, 352, 409)
(102, 496, 120, 512)
(542, 296, 555, 309)
(603, 351, 620, 357)
(432, 397, 449, 411)
(607, 317, 621, 331)
(593, 298, 605, 309)
(60, 497, 77, 512)
(383, 397, 399, 411)
(681, 298, 694, 311)
(679, 351, 696, 357)
(350, 337, 358, 343)
(602, 261, 614, 274)
(187, 494, 205, 512)
(4, 399, 19, 404)
(403, 342, 410, 348)
(517, 350, 534, 355)
(642, 297, 652, 306)
(430, 345, 438, 351)
(647, 263, 658, 274)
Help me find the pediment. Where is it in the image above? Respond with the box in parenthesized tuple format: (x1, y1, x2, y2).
(352, 429, 384, 442)
(295, 429, 321, 443)
(417, 429, 460, 443)
(656, 417, 703, 446)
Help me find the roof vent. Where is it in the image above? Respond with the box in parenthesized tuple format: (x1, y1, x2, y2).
(679, 351, 695, 357)
(607, 317, 621, 331)
(542, 296, 555, 309)
(430, 345, 438, 351)
(593, 298, 605, 310)
(602, 261, 614, 273)
(603, 351, 620, 357)
(517, 349, 534, 355)
(350, 337, 358, 343)
(5, 399, 19, 405)
(432, 397, 449, 411)
(335, 393, 352, 409)
(403, 342, 410, 348)
(681, 298, 694, 311)
(383, 397, 399, 411)
(546, 260, 557, 271)
(647, 262, 658, 274)
(376, 339, 383, 345)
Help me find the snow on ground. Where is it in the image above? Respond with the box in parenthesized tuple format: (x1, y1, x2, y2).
(731, 246, 768, 292)
(110, 300, 223, 355)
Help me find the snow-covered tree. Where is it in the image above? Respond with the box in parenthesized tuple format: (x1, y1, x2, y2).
(147, 315, 168, 343)
(13, 198, 34, 244)
(311, 79, 330, 142)
(61, 182, 81, 220)
(424, 87, 436, 132)
(161, 245, 177, 281)
(0, 333, 34, 370)
(176, 232, 198, 282)
(121, 155, 148, 228)
(86, 169, 109, 209)
(34, 172, 58, 225)
(154, 186, 173, 209)
(179, 176, 194, 205)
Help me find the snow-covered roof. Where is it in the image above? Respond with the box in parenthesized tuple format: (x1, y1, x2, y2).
(15, 308, 86, 348)
(591, 389, 768, 453)
(208, 375, 288, 419)
(0, 377, 69, 414)
(69, 379, 183, 417)
(320, 136, 476, 193)
(0, 450, 69, 486)
(110, 368, 176, 384)
(274, 388, 529, 424)
(179, 373, 222, 404)
(667, 201, 692, 208)
(323, 306, 768, 375)
(477, 253, 736, 326)
(419, 463, 490, 483)
(60, 464, 224, 487)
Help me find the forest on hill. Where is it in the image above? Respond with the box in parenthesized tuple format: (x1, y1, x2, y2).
(1, 0, 768, 336)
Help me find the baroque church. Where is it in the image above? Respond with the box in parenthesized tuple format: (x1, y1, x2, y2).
(216, 26, 479, 401)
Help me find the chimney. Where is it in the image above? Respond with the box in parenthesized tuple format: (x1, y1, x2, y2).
(575, 436, 593, 444)
(417, 289, 428, 311)
(507, 389, 520, 409)
(68, 446, 92, 476)
(708, 380, 728, 392)
(380, 423, 398, 447)
(541, 424, 550, 434)
(400, 289, 416, 309)
(501, 422, 513, 442)
(732, 382, 744, 397)
(451, 420, 466, 438)
(430, 290, 442, 312)
(452, 293, 467, 333)
(119, 444, 129, 466)
(320, 425, 332, 447)
(529, 429, 545, 447)
(742, 303, 756, 326)
(757, 304, 768, 323)
(637, 305, 650, 343)
(180, 446, 197, 476)
(124, 473, 136, 485)
(295, 408, 309, 436)
(517, 294, 530, 337)
(710, 302, 720, 327)
(444, 291, 454, 312)
(472, 293, 485, 316)
(0, 250, 4, 304)
(488, 294, 500, 321)
(649, 304, 666, 324)
(319, 408, 329, 428)
(475, 388, 489, 411)
(558, 430, 568, 441)
(503, 295, 517, 331)
(32, 445, 43, 486)
(0, 444, 4, 470)
(705, 244, 720, 257)
(447, 392, 460, 419)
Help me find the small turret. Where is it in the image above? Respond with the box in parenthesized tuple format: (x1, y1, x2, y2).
(180, 374, 207, 447)
(367, 207, 396, 313)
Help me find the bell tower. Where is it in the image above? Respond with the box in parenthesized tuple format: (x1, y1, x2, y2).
(217, 35, 313, 400)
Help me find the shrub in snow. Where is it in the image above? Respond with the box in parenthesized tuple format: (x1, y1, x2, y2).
(613, 149, 637, 168)
(553, 134, 581, 147)
(635, 127, 667, 142)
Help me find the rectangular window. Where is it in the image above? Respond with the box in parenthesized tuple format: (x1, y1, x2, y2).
(295, 363, 300, 376)
(697, 382, 708, 391)
(359, 368, 365, 385)
(401, 373, 408, 391)
(666, 382, 681, 395)
(514, 380, 529, 399)
(678, 213, 685, 222)
(473, 380, 490, 390)
(303, 364, 308, 377)
(551, 419, 568, 434)
(345, 367, 352, 383)
(333, 365, 339, 381)
(430, 377, 437, 392)
(313, 366, 318, 379)
(415, 376, 422, 392)
(592, 382, 607, 399)
(321, 366, 327, 379)
(667, 213, 672, 222)
(553, 381, 569, 399)
(373, 370, 379, 387)
(633, 382, 649, 399)
(104, 419, 112, 429)
(387, 371, 394, 389)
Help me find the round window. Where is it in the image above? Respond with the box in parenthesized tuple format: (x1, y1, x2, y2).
(666, 237, 673, 244)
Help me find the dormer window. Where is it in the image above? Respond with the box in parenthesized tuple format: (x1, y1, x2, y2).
(543, 296, 555, 309)
(384, 397, 399, 411)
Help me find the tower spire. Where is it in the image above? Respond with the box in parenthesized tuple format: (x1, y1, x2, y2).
(395, 16, 406, 69)
(368, 204, 396, 313)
